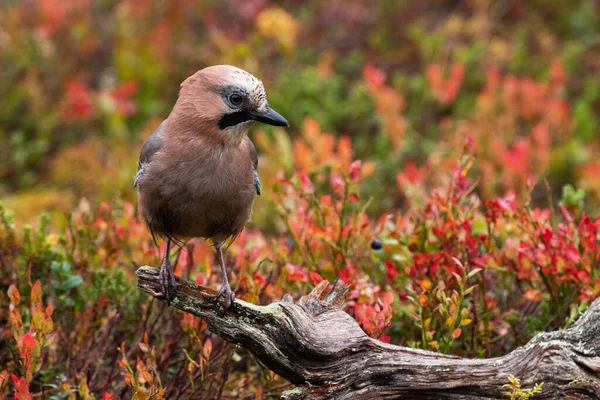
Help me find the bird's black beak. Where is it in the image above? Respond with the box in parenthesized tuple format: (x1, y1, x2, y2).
(251, 107, 289, 127)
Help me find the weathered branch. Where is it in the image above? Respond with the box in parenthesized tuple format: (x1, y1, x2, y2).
(136, 266, 600, 399)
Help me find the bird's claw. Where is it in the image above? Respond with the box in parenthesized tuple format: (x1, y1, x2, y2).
(216, 283, 236, 309)
(159, 260, 178, 305)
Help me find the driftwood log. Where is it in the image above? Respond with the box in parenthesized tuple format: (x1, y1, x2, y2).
(136, 266, 600, 399)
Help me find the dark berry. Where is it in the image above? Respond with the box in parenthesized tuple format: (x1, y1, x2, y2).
(371, 238, 383, 250)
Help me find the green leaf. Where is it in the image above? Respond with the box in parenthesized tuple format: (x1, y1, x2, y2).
(560, 184, 585, 211)
(63, 275, 83, 290)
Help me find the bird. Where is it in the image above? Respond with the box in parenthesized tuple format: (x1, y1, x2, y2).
(134, 65, 288, 308)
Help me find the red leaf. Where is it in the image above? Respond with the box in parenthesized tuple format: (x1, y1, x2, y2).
(309, 272, 324, 284)
(298, 170, 314, 193)
(62, 80, 94, 120)
(110, 81, 138, 117)
(382, 292, 394, 307)
(338, 269, 350, 284)
(349, 160, 362, 182)
(501, 139, 531, 177)
(331, 176, 345, 195)
(363, 64, 387, 88)
(550, 58, 566, 88)
(541, 228, 553, 244)
(11, 375, 31, 400)
(379, 334, 391, 344)
(384, 260, 397, 281)
(560, 203, 573, 223)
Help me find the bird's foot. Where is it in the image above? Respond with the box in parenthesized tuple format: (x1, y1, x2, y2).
(159, 259, 178, 304)
(216, 282, 236, 309)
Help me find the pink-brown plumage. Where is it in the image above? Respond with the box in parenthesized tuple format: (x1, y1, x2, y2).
(135, 65, 288, 307)
(138, 132, 256, 244)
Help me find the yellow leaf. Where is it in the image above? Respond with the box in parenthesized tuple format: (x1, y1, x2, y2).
(139, 342, 149, 353)
(420, 279, 432, 292)
(255, 7, 300, 52)
(8, 285, 20, 306)
(31, 280, 42, 305)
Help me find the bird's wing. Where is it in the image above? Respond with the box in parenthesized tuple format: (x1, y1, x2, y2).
(134, 119, 168, 187)
(248, 138, 261, 196)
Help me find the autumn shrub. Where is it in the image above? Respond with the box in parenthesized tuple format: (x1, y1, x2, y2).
(3, 115, 600, 397)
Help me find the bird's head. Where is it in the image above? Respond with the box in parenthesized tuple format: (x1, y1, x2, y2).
(174, 65, 288, 142)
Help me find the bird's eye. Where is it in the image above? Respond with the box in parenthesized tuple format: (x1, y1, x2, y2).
(229, 94, 243, 106)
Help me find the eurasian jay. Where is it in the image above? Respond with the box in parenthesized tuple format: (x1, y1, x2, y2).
(135, 65, 288, 307)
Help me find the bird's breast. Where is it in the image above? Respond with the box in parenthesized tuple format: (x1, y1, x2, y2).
(141, 141, 256, 242)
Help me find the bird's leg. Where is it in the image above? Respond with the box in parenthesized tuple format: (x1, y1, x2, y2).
(159, 239, 178, 304)
(215, 244, 235, 309)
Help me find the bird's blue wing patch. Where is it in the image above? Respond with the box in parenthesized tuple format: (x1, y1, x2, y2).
(254, 171, 261, 195)
(134, 165, 145, 187)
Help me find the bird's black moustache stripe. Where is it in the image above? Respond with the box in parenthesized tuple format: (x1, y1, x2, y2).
(219, 111, 253, 129)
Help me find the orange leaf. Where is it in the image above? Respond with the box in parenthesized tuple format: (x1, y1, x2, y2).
(524, 289, 543, 302)
(124, 373, 134, 386)
(141, 370, 153, 384)
(452, 328, 462, 339)
(202, 339, 212, 360)
(382, 292, 394, 307)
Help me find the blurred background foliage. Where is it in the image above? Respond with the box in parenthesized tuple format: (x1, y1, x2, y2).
(1, 0, 599, 221)
(1, 0, 600, 398)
